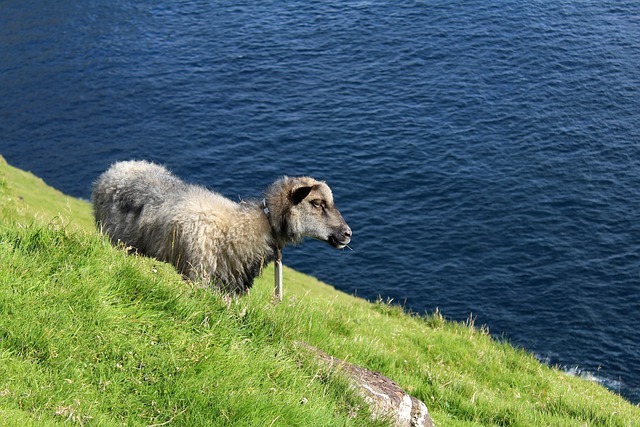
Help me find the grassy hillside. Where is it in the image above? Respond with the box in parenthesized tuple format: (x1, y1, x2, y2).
(0, 155, 638, 426)
(0, 157, 94, 230)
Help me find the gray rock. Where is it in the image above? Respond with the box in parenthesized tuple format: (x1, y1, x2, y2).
(296, 342, 433, 427)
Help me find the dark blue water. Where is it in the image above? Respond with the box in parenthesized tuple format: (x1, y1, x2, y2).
(2, 0, 639, 404)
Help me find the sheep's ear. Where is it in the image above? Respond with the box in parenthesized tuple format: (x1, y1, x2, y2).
(291, 186, 313, 205)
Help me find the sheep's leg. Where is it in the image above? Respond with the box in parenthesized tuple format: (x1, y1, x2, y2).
(274, 248, 283, 302)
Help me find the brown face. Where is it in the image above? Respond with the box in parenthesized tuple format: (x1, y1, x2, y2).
(290, 182, 352, 249)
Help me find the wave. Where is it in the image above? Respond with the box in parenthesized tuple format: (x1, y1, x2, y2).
(535, 354, 627, 399)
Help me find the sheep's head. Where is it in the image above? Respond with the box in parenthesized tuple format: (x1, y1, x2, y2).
(265, 176, 352, 249)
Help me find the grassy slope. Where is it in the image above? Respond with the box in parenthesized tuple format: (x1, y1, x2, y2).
(0, 155, 638, 426)
(0, 157, 94, 231)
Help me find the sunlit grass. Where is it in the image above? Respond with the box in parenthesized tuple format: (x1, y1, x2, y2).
(1, 155, 638, 426)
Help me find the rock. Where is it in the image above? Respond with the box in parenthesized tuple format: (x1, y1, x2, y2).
(296, 342, 433, 427)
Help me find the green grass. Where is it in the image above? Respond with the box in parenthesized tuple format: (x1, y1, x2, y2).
(0, 156, 94, 230)
(0, 155, 638, 426)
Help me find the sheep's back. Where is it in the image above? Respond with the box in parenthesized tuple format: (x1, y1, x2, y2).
(92, 160, 188, 252)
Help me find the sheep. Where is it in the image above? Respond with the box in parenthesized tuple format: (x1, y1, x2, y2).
(92, 160, 352, 294)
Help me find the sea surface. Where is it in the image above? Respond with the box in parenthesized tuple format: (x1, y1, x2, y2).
(1, 0, 639, 404)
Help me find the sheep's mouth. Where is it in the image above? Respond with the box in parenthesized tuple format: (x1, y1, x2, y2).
(328, 235, 350, 249)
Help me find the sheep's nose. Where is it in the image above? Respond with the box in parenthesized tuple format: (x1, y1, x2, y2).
(343, 226, 352, 238)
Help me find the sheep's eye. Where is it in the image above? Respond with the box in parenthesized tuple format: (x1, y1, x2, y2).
(311, 200, 324, 209)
